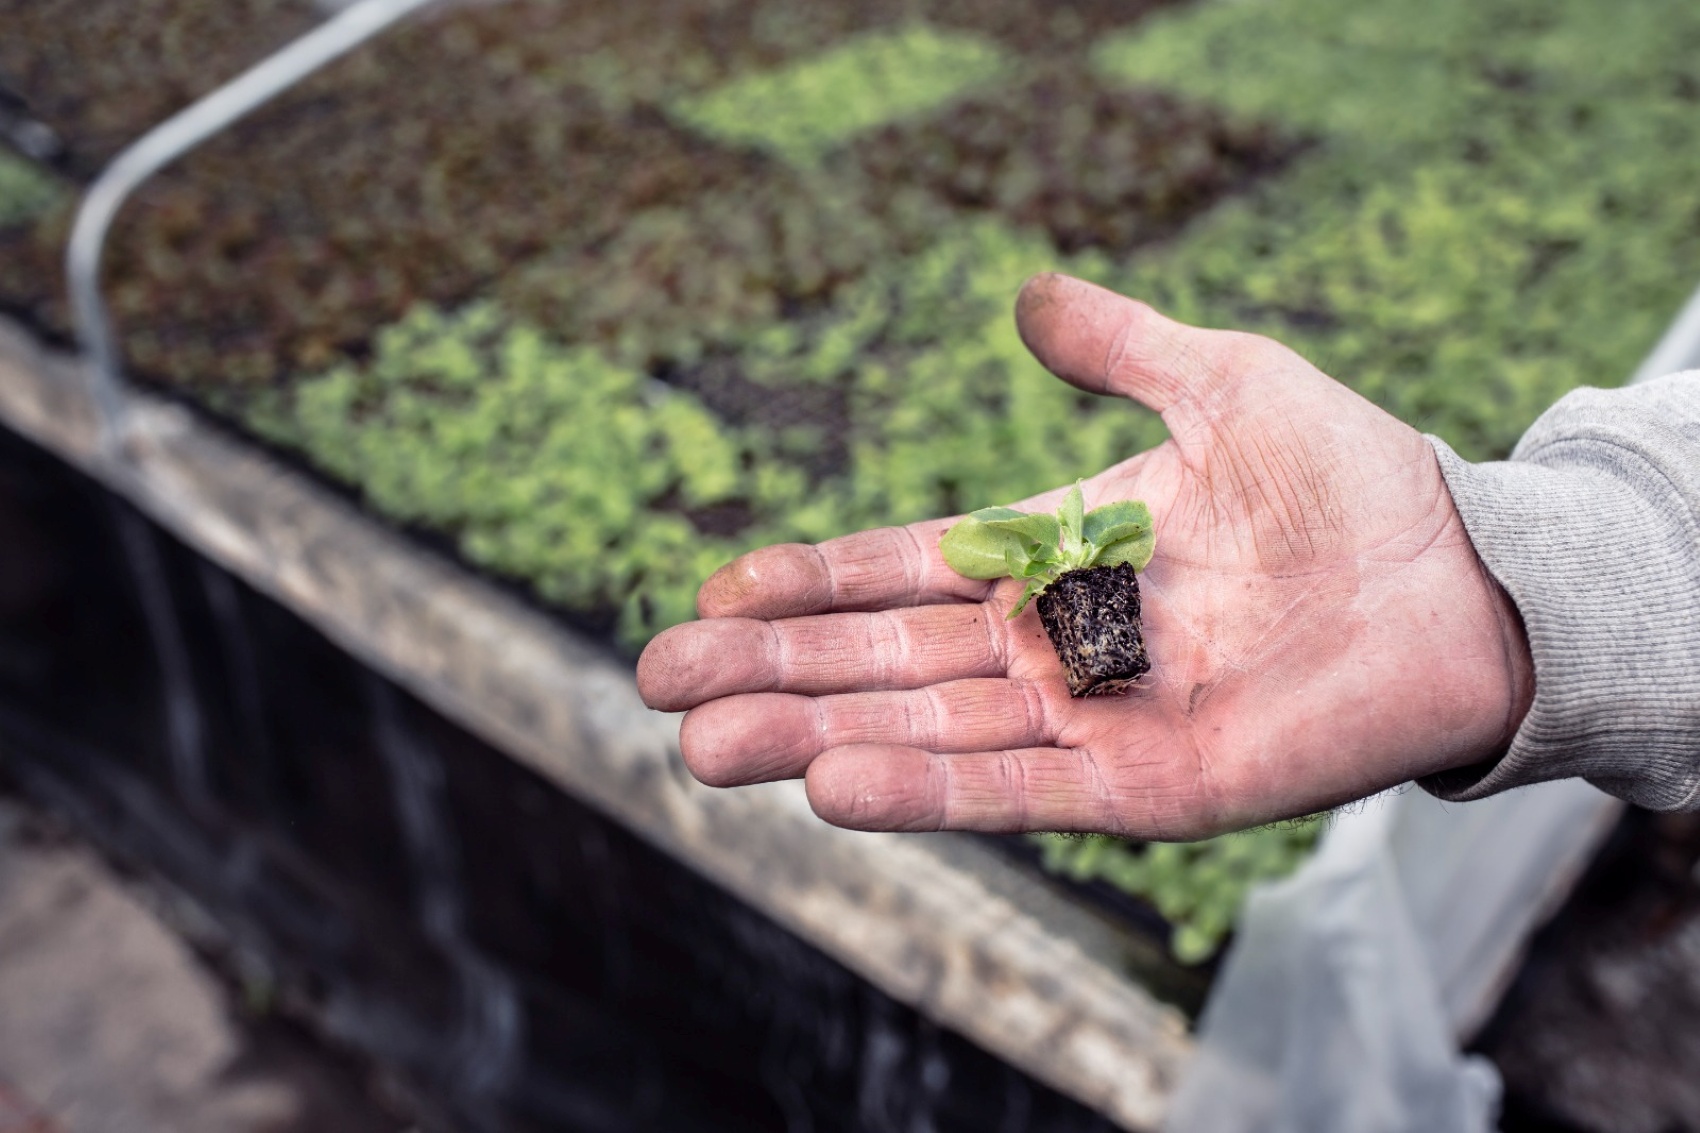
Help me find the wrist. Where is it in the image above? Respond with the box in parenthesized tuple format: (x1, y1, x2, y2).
(1482, 558, 1536, 753)
(1422, 426, 1700, 808)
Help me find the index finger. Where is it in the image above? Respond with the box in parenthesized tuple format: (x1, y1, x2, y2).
(698, 519, 993, 620)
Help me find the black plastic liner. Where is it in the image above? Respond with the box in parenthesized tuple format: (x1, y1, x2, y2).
(0, 419, 1117, 1132)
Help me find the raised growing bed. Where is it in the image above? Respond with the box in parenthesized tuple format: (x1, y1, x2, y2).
(0, 324, 1197, 1130)
(0, 0, 1320, 967)
(1, 0, 1698, 1123)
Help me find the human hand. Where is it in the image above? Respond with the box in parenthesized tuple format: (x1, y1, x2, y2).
(637, 274, 1533, 839)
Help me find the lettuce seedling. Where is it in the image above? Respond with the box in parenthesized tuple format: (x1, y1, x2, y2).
(940, 482, 1154, 614)
(939, 482, 1156, 696)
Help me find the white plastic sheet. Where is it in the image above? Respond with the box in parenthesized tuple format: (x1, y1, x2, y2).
(1166, 781, 1619, 1133)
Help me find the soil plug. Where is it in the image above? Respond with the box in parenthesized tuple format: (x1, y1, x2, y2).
(939, 483, 1154, 697)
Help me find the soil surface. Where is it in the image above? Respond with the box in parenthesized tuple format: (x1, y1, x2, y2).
(0, 0, 1292, 651)
(0, 795, 412, 1133)
(1036, 563, 1150, 697)
(0, 0, 1276, 397)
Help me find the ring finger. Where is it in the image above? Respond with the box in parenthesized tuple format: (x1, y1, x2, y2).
(679, 678, 1057, 787)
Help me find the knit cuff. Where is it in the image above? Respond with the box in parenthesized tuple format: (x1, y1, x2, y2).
(1420, 379, 1700, 810)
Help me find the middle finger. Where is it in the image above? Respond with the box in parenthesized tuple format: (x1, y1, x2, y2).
(638, 602, 1008, 711)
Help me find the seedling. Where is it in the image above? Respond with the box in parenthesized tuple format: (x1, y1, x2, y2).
(940, 483, 1155, 696)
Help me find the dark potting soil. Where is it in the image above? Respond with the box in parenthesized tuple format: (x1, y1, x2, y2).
(0, 0, 1297, 668)
(0, 0, 319, 175)
(1475, 808, 1700, 1133)
(659, 352, 856, 481)
(0, 0, 1295, 404)
(850, 69, 1300, 257)
(1036, 562, 1150, 698)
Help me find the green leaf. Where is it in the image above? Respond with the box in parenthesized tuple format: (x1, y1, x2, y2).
(939, 517, 1029, 579)
(1058, 481, 1085, 545)
(1083, 500, 1152, 548)
(1008, 546, 1058, 578)
(981, 510, 1062, 551)
(943, 506, 1065, 582)
(1008, 574, 1051, 618)
(1171, 923, 1216, 966)
(1092, 528, 1156, 572)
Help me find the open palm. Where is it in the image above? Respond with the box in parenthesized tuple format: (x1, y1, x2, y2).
(637, 274, 1532, 839)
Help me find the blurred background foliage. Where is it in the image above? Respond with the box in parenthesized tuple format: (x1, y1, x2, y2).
(1033, 820, 1324, 964)
(2, 0, 1696, 960)
(0, 150, 61, 227)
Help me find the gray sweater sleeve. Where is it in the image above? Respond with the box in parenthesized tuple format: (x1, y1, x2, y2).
(1420, 370, 1700, 810)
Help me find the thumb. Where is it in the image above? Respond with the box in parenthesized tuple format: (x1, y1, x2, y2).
(1015, 272, 1241, 416)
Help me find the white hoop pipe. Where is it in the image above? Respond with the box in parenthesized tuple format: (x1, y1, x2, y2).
(67, 0, 440, 452)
